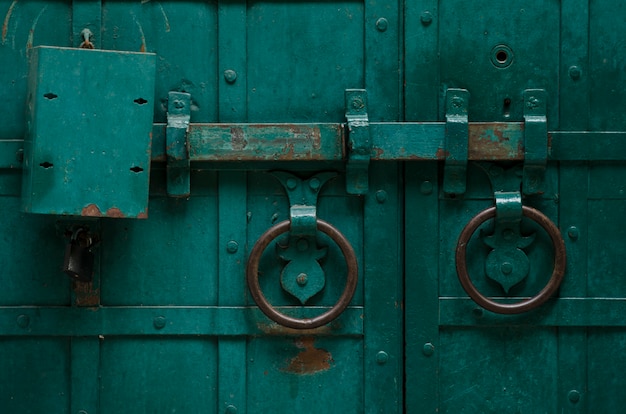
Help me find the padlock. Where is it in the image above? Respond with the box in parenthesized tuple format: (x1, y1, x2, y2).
(62, 229, 95, 282)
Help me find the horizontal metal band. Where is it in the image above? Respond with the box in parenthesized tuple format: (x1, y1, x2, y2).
(4, 124, 626, 168)
(440, 297, 626, 327)
(0, 306, 363, 337)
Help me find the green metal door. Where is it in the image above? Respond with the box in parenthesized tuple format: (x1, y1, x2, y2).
(0, 1, 402, 413)
(2, 1, 626, 413)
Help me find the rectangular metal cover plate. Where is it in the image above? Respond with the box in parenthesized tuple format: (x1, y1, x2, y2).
(22, 46, 156, 218)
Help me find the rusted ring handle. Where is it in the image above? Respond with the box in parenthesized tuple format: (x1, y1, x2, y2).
(456, 206, 566, 314)
(246, 219, 358, 329)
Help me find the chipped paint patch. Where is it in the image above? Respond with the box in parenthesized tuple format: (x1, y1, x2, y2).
(73, 281, 100, 307)
(81, 204, 102, 217)
(2, 0, 17, 45)
(282, 337, 334, 375)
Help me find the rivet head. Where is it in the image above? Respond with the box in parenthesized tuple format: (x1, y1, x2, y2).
(309, 178, 321, 191)
(351, 98, 365, 110)
(376, 351, 389, 364)
(376, 190, 387, 203)
(225, 405, 238, 414)
(17, 315, 30, 328)
(422, 343, 435, 357)
(568, 390, 580, 403)
(226, 240, 239, 254)
(153, 316, 166, 330)
(224, 69, 237, 84)
(376, 17, 388, 32)
(568, 65, 582, 80)
(286, 178, 298, 190)
(296, 273, 308, 286)
(500, 262, 513, 275)
(420, 181, 433, 195)
(420, 11, 433, 25)
(567, 226, 579, 241)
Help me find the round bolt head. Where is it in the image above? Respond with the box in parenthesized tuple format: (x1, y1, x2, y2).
(376, 351, 389, 364)
(296, 273, 308, 286)
(226, 240, 239, 254)
(422, 343, 435, 357)
(567, 226, 579, 241)
(568, 390, 580, 404)
(376, 190, 387, 203)
(420, 181, 433, 195)
(225, 405, 238, 414)
(17, 314, 30, 328)
(153, 316, 166, 330)
(224, 69, 238, 84)
(376, 17, 388, 32)
(569, 65, 582, 80)
(420, 11, 433, 25)
(500, 262, 513, 275)
(286, 178, 298, 190)
(309, 178, 321, 191)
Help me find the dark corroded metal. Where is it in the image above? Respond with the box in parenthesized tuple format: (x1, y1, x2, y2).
(246, 219, 358, 329)
(456, 206, 566, 314)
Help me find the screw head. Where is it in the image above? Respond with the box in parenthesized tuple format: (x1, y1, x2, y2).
(568, 390, 580, 404)
(17, 315, 30, 328)
(422, 343, 435, 357)
(567, 226, 579, 241)
(376, 190, 387, 203)
(569, 65, 582, 80)
(351, 98, 365, 110)
(376, 351, 389, 364)
(296, 273, 308, 286)
(420, 11, 433, 25)
(309, 178, 321, 191)
(226, 240, 239, 253)
(420, 181, 433, 195)
(376, 17, 388, 32)
(286, 178, 298, 190)
(224, 69, 238, 84)
(153, 316, 166, 330)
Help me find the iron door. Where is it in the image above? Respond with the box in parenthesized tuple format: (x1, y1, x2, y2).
(405, 1, 626, 413)
(0, 1, 403, 413)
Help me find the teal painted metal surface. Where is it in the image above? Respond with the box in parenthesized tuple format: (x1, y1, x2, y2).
(2, 1, 626, 413)
(22, 46, 155, 218)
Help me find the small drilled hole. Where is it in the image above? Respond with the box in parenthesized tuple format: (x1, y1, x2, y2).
(134, 98, 148, 105)
(44, 93, 58, 100)
(130, 166, 144, 173)
(504, 98, 512, 107)
(496, 51, 508, 63)
(40, 162, 53, 168)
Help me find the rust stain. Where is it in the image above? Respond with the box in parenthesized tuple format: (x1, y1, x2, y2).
(435, 148, 450, 159)
(230, 126, 247, 150)
(137, 210, 148, 219)
(283, 337, 334, 375)
(373, 147, 385, 158)
(468, 123, 524, 161)
(82, 204, 103, 217)
(105, 207, 126, 218)
(2, 0, 17, 44)
(73, 281, 100, 307)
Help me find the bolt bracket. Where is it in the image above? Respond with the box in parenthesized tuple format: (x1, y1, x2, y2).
(523, 89, 548, 195)
(444, 88, 470, 195)
(345, 89, 371, 195)
(166, 91, 191, 198)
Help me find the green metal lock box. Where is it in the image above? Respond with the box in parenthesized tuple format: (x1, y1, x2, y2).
(22, 46, 156, 218)
(1, 1, 626, 413)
